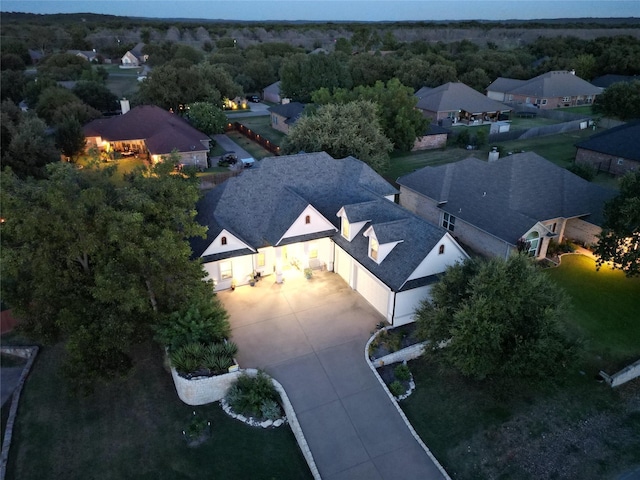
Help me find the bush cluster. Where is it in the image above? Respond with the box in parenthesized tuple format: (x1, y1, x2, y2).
(225, 371, 283, 421)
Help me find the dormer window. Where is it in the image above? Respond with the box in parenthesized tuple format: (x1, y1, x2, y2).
(221, 236, 227, 245)
(341, 217, 350, 239)
(370, 237, 379, 261)
(305, 215, 311, 224)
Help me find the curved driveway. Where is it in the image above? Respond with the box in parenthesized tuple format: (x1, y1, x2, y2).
(218, 270, 447, 480)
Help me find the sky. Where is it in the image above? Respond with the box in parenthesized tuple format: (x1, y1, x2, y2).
(1, 0, 639, 22)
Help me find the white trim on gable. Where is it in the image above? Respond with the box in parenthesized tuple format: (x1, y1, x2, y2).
(404, 233, 468, 284)
(201, 229, 255, 257)
(277, 204, 337, 245)
(336, 207, 370, 242)
(363, 225, 403, 264)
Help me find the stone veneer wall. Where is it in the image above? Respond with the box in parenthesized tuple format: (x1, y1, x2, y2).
(171, 368, 242, 406)
(412, 133, 447, 151)
(576, 148, 639, 177)
(563, 218, 602, 247)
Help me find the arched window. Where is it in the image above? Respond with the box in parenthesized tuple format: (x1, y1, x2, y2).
(305, 215, 311, 224)
(221, 236, 227, 245)
(438, 244, 445, 255)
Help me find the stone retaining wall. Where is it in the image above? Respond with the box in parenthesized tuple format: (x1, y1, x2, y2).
(171, 368, 242, 406)
(371, 341, 428, 368)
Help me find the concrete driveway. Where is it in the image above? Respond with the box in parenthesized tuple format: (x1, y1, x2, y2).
(218, 270, 447, 480)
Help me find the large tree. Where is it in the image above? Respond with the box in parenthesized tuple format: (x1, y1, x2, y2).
(279, 53, 352, 103)
(312, 78, 429, 151)
(186, 102, 228, 136)
(282, 100, 392, 173)
(415, 255, 575, 381)
(593, 80, 640, 121)
(594, 170, 640, 277)
(0, 161, 211, 389)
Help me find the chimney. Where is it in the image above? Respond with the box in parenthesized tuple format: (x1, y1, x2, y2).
(570, 69, 576, 75)
(120, 98, 130, 115)
(488, 146, 499, 162)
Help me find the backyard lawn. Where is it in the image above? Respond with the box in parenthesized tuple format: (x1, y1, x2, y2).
(402, 253, 640, 479)
(546, 254, 640, 367)
(5, 340, 312, 480)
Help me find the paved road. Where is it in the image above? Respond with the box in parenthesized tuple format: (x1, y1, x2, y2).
(219, 270, 447, 480)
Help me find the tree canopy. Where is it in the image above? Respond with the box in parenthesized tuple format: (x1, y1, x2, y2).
(415, 254, 575, 381)
(311, 78, 429, 151)
(282, 100, 392, 173)
(0, 160, 215, 390)
(594, 170, 640, 277)
(186, 102, 228, 136)
(279, 53, 352, 103)
(593, 80, 640, 121)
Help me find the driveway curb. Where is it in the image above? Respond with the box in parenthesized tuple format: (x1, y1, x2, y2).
(364, 331, 452, 480)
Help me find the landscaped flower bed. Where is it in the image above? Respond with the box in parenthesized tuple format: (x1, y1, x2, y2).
(377, 362, 416, 400)
(368, 323, 420, 361)
(222, 371, 287, 428)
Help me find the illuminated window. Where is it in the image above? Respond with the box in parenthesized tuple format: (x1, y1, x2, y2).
(305, 215, 311, 224)
(219, 261, 232, 279)
(438, 244, 445, 255)
(309, 248, 318, 259)
(370, 237, 379, 261)
(442, 212, 456, 232)
(257, 253, 265, 267)
(221, 236, 227, 245)
(341, 218, 350, 239)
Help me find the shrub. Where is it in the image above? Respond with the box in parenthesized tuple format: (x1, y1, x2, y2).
(225, 371, 281, 420)
(567, 163, 596, 181)
(260, 399, 283, 421)
(170, 341, 236, 376)
(394, 363, 411, 382)
(389, 380, 405, 397)
(154, 296, 230, 352)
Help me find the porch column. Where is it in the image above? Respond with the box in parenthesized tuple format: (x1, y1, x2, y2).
(275, 246, 284, 284)
(328, 240, 335, 272)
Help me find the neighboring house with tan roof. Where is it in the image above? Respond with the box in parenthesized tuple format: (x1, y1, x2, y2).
(397, 152, 616, 260)
(67, 49, 99, 62)
(487, 70, 603, 109)
(269, 101, 305, 134)
(415, 82, 512, 126)
(83, 105, 211, 169)
(575, 120, 640, 176)
(191, 152, 469, 326)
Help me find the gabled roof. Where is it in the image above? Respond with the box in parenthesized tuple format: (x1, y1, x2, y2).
(263, 81, 281, 94)
(268, 102, 305, 124)
(397, 152, 617, 245)
(415, 82, 511, 114)
(575, 120, 640, 162)
(487, 71, 602, 97)
(193, 152, 450, 291)
(83, 105, 209, 155)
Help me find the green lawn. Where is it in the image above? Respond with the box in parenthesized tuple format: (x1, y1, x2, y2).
(226, 131, 275, 160)
(236, 116, 286, 146)
(6, 341, 312, 480)
(386, 147, 473, 181)
(546, 254, 640, 366)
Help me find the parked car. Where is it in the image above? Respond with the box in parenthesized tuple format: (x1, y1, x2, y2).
(218, 152, 238, 166)
(241, 157, 255, 168)
(246, 95, 260, 103)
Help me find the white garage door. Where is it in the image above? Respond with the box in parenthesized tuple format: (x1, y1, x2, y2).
(354, 264, 389, 319)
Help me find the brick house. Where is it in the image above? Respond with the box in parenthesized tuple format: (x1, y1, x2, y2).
(487, 70, 602, 109)
(83, 105, 211, 169)
(397, 152, 616, 259)
(268, 102, 305, 134)
(415, 82, 512, 126)
(575, 121, 640, 176)
(412, 124, 450, 151)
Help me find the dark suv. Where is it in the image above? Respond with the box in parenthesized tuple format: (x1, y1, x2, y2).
(218, 152, 238, 166)
(247, 95, 260, 103)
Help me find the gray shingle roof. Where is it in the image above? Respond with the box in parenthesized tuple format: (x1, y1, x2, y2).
(415, 82, 512, 115)
(397, 152, 617, 245)
(575, 120, 640, 162)
(193, 152, 450, 291)
(268, 102, 305, 124)
(487, 71, 602, 97)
